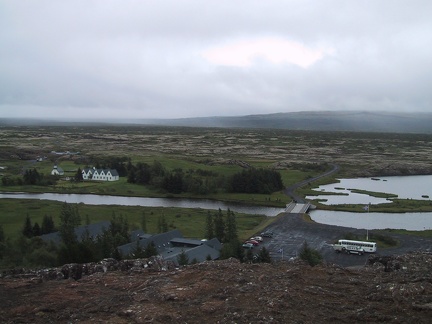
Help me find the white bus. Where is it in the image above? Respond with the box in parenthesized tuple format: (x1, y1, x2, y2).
(335, 239, 377, 254)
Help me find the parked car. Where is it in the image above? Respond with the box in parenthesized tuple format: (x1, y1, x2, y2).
(245, 240, 259, 246)
(261, 231, 273, 238)
(250, 236, 263, 242)
(242, 243, 254, 249)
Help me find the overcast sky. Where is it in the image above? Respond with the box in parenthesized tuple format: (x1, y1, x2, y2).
(1, 0, 431, 119)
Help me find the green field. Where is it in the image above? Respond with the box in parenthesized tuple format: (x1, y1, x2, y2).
(0, 198, 267, 241)
(1, 125, 432, 241)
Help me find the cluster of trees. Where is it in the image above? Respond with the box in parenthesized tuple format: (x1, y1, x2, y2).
(289, 162, 329, 173)
(2, 155, 285, 198)
(127, 161, 221, 195)
(299, 241, 322, 266)
(2, 168, 57, 186)
(128, 241, 158, 260)
(205, 208, 243, 263)
(204, 208, 271, 264)
(56, 205, 132, 265)
(0, 203, 135, 269)
(87, 156, 130, 177)
(228, 168, 284, 194)
(127, 160, 284, 196)
(205, 208, 238, 243)
(0, 203, 274, 269)
(22, 214, 56, 237)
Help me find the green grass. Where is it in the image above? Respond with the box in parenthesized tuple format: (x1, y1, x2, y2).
(1, 157, 301, 207)
(377, 228, 432, 238)
(310, 199, 432, 213)
(239, 212, 285, 241)
(280, 169, 315, 187)
(349, 189, 398, 199)
(0, 198, 269, 241)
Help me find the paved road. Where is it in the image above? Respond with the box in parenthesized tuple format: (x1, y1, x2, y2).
(283, 164, 339, 203)
(256, 212, 432, 267)
(255, 164, 432, 267)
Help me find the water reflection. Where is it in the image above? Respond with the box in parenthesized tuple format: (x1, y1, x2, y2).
(309, 210, 432, 231)
(0, 192, 285, 217)
(307, 175, 432, 205)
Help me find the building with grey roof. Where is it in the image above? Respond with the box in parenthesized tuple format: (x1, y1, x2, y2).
(117, 229, 221, 264)
(40, 221, 111, 245)
(41, 222, 221, 265)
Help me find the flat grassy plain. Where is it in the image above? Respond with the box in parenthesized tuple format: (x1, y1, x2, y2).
(1, 125, 431, 238)
(0, 198, 265, 241)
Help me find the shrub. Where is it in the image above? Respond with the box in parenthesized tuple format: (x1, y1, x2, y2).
(299, 241, 322, 266)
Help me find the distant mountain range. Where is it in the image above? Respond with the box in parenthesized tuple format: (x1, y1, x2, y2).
(1, 111, 432, 134)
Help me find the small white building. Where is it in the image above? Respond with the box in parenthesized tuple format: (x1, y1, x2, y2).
(51, 165, 64, 176)
(82, 167, 119, 181)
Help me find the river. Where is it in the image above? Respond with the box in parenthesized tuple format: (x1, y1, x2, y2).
(0, 192, 285, 217)
(1, 174, 431, 230)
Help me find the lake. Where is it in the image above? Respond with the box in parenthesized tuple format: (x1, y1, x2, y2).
(307, 175, 432, 230)
(306, 175, 432, 205)
(309, 210, 432, 231)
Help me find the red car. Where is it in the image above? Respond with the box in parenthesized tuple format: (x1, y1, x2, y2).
(245, 240, 259, 246)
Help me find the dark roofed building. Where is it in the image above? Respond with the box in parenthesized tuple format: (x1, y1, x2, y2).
(117, 229, 221, 264)
(41, 221, 221, 265)
(117, 229, 183, 256)
(161, 244, 221, 265)
(170, 237, 204, 248)
(129, 229, 152, 242)
(40, 221, 111, 245)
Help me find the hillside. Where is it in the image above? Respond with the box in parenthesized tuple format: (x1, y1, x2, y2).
(138, 111, 432, 134)
(1, 111, 432, 133)
(1, 253, 431, 323)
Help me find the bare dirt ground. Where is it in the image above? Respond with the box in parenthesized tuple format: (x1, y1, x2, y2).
(1, 253, 432, 323)
(1, 212, 431, 323)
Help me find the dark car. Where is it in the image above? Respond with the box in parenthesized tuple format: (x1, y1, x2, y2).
(242, 243, 254, 249)
(261, 231, 273, 238)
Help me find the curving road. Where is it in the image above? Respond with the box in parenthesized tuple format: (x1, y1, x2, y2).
(283, 164, 340, 203)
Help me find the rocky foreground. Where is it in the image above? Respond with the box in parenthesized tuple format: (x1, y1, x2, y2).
(1, 253, 431, 323)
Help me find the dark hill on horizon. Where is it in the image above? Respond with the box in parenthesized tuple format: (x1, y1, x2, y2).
(139, 111, 432, 133)
(2, 111, 431, 134)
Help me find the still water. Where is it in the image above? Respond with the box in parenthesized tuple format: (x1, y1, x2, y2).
(309, 210, 432, 231)
(0, 192, 285, 217)
(307, 175, 432, 230)
(306, 175, 432, 205)
(1, 174, 431, 230)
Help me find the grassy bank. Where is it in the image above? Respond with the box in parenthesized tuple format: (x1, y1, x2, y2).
(0, 198, 269, 241)
(309, 199, 432, 213)
(0, 156, 318, 208)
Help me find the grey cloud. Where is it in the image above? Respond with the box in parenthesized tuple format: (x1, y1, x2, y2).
(1, 0, 431, 119)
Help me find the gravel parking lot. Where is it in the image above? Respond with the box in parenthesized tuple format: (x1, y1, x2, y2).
(254, 212, 432, 267)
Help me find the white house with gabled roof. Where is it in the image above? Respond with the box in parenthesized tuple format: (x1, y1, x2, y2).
(51, 165, 64, 176)
(82, 167, 119, 181)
